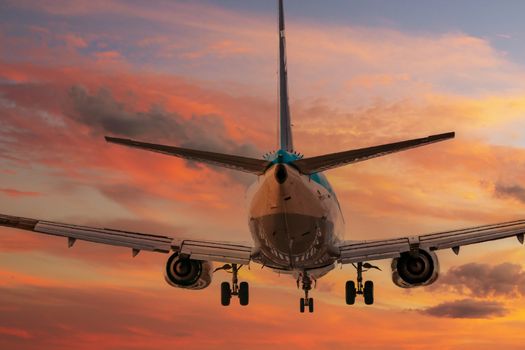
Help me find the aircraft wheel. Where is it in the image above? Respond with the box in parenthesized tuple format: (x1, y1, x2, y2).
(364, 280, 374, 305)
(221, 282, 231, 306)
(300, 298, 305, 313)
(308, 298, 314, 313)
(345, 281, 357, 305)
(239, 281, 249, 306)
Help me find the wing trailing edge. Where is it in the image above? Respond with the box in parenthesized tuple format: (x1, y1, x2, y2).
(0, 213, 254, 264)
(105, 137, 271, 175)
(293, 132, 455, 175)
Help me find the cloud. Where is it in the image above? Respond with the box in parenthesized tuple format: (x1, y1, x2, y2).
(437, 263, 525, 298)
(65, 85, 261, 186)
(66, 85, 261, 157)
(0, 188, 41, 198)
(94, 50, 121, 59)
(61, 33, 88, 49)
(0, 326, 32, 340)
(421, 299, 507, 319)
(494, 184, 525, 204)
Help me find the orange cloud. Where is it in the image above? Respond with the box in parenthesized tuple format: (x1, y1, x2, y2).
(62, 33, 88, 48)
(0, 188, 41, 198)
(0, 326, 32, 340)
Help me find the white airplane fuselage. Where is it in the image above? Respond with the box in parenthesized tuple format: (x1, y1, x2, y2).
(246, 152, 344, 275)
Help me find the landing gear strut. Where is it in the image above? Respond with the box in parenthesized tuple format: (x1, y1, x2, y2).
(216, 263, 249, 306)
(298, 271, 315, 313)
(345, 262, 379, 305)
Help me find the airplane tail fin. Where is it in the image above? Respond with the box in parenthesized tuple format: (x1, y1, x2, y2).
(278, 0, 293, 152)
(105, 137, 271, 175)
(293, 132, 455, 175)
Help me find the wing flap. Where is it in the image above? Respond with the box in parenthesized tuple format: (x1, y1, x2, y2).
(105, 137, 271, 175)
(419, 220, 525, 250)
(179, 240, 252, 265)
(0, 213, 174, 253)
(337, 220, 525, 264)
(338, 238, 408, 264)
(35, 221, 173, 253)
(294, 132, 455, 174)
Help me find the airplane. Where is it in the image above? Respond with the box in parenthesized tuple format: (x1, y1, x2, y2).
(2, 0, 525, 314)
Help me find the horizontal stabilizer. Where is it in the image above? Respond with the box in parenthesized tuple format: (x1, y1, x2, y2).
(105, 137, 271, 175)
(293, 132, 455, 174)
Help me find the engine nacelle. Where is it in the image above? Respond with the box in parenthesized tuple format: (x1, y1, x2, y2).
(391, 249, 439, 288)
(164, 252, 213, 290)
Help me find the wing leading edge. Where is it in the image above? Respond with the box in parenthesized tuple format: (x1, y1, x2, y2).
(105, 137, 271, 175)
(294, 132, 455, 175)
(337, 219, 525, 264)
(0, 213, 253, 264)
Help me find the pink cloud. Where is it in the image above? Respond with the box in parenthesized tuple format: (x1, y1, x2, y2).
(62, 33, 88, 48)
(0, 188, 41, 198)
(0, 326, 32, 340)
(94, 50, 121, 59)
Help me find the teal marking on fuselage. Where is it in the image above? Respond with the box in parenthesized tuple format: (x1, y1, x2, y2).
(266, 148, 344, 220)
(309, 172, 334, 195)
(269, 149, 301, 164)
(268, 149, 335, 195)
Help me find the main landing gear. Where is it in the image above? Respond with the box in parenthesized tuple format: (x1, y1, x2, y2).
(215, 263, 249, 306)
(297, 272, 315, 313)
(345, 262, 380, 305)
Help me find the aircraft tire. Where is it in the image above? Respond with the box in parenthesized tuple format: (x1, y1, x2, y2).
(364, 280, 374, 305)
(239, 281, 249, 306)
(221, 282, 231, 306)
(346, 281, 357, 305)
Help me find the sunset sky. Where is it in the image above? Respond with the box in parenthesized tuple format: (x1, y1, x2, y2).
(2, 0, 525, 349)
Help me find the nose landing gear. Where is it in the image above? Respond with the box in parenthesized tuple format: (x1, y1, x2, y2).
(345, 262, 380, 305)
(215, 263, 249, 306)
(297, 271, 315, 313)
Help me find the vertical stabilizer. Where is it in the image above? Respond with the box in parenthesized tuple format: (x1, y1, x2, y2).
(278, 0, 293, 152)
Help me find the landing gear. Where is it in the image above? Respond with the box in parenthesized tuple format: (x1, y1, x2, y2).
(298, 271, 315, 313)
(216, 263, 249, 306)
(345, 262, 380, 305)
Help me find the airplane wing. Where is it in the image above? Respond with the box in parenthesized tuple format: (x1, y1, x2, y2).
(337, 220, 525, 264)
(0, 213, 253, 265)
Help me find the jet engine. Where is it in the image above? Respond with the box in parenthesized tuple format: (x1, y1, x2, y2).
(391, 249, 439, 288)
(164, 252, 213, 290)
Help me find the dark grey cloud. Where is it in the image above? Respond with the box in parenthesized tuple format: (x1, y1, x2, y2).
(67, 86, 261, 157)
(66, 85, 261, 185)
(437, 262, 525, 298)
(97, 183, 151, 206)
(494, 183, 525, 204)
(421, 299, 507, 319)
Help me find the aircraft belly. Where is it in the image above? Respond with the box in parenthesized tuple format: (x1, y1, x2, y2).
(250, 213, 335, 268)
(247, 164, 341, 269)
